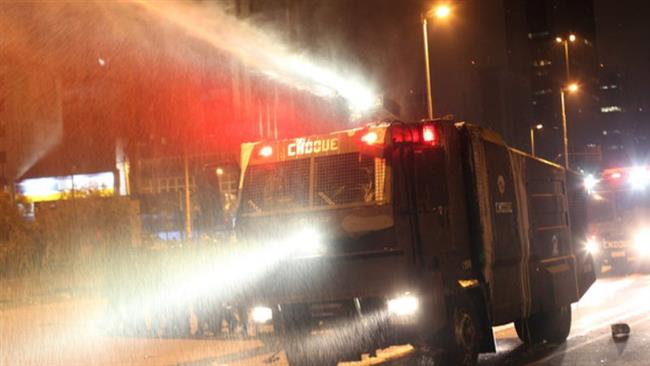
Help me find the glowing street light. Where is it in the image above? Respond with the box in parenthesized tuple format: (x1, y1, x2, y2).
(556, 34, 577, 81)
(530, 123, 543, 157)
(433, 5, 451, 19)
(422, 4, 452, 120)
(560, 83, 579, 169)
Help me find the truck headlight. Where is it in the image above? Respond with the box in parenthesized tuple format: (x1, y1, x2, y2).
(585, 237, 600, 254)
(629, 167, 650, 191)
(288, 228, 325, 257)
(634, 229, 650, 257)
(583, 174, 598, 193)
(387, 294, 419, 316)
(252, 306, 273, 323)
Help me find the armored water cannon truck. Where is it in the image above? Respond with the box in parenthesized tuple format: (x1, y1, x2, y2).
(236, 120, 596, 365)
(584, 165, 650, 274)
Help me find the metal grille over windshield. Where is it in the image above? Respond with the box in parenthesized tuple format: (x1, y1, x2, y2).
(241, 159, 309, 214)
(241, 153, 386, 214)
(315, 153, 377, 206)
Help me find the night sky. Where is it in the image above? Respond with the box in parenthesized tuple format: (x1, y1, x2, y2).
(594, 0, 650, 112)
(1, 0, 649, 179)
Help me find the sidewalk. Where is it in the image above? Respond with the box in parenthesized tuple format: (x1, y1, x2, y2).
(0, 270, 99, 308)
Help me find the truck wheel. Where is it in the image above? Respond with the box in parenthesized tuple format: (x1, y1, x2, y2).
(515, 305, 572, 345)
(593, 259, 602, 277)
(541, 305, 572, 344)
(436, 301, 481, 366)
(514, 316, 544, 344)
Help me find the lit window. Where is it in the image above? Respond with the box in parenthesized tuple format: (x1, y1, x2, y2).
(600, 106, 622, 113)
(533, 60, 552, 67)
(528, 31, 550, 39)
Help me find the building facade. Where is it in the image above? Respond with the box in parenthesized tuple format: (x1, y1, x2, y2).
(524, 0, 600, 168)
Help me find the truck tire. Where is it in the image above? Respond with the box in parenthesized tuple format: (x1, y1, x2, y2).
(542, 305, 572, 344)
(435, 299, 481, 366)
(514, 316, 544, 344)
(515, 305, 572, 344)
(591, 258, 602, 277)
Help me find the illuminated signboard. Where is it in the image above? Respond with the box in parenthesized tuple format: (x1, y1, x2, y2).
(242, 126, 390, 169)
(287, 137, 340, 157)
(18, 172, 115, 202)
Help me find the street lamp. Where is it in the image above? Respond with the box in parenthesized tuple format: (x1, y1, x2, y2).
(422, 4, 451, 119)
(530, 123, 543, 157)
(556, 34, 577, 81)
(560, 83, 579, 169)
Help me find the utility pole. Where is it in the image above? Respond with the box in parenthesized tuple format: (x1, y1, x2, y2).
(422, 16, 434, 120)
(183, 151, 192, 240)
(560, 89, 570, 169)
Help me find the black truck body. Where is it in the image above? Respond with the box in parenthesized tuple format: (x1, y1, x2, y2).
(236, 120, 595, 365)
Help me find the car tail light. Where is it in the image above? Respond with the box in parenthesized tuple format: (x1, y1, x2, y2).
(259, 145, 273, 157)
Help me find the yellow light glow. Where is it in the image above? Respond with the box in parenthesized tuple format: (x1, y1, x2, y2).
(252, 306, 273, 323)
(556, 37, 563, 43)
(567, 83, 579, 93)
(585, 237, 600, 254)
(361, 131, 379, 145)
(387, 294, 419, 316)
(216, 167, 224, 176)
(535, 124, 543, 130)
(569, 34, 576, 42)
(434, 5, 451, 19)
(635, 229, 650, 256)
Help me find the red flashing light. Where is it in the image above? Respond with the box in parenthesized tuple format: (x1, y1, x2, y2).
(422, 125, 437, 144)
(259, 145, 273, 157)
(361, 131, 379, 145)
(610, 172, 622, 179)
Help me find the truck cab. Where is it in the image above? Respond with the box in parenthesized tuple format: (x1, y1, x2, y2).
(235, 120, 595, 365)
(585, 166, 650, 274)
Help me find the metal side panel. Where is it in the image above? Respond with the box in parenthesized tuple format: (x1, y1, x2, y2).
(525, 159, 582, 314)
(465, 126, 495, 287)
(566, 171, 596, 297)
(509, 152, 533, 319)
(463, 125, 525, 325)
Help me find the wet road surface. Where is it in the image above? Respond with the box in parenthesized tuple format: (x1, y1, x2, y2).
(2, 274, 649, 365)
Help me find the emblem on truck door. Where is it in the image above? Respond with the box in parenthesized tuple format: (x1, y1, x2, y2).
(497, 175, 506, 194)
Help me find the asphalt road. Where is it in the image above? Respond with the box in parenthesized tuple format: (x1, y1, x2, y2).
(2, 274, 649, 366)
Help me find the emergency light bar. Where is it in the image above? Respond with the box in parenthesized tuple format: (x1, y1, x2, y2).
(361, 131, 379, 145)
(422, 125, 437, 144)
(259, 145, 273, 157)
(245, 122, 444, 166)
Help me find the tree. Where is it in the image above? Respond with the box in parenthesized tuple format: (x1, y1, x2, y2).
(0, 193, 39, 277)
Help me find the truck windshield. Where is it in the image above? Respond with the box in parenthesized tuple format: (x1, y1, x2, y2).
(589, 192, 650, 223)
(240, 153, 388, 215)
(588, 199, 616, 223)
